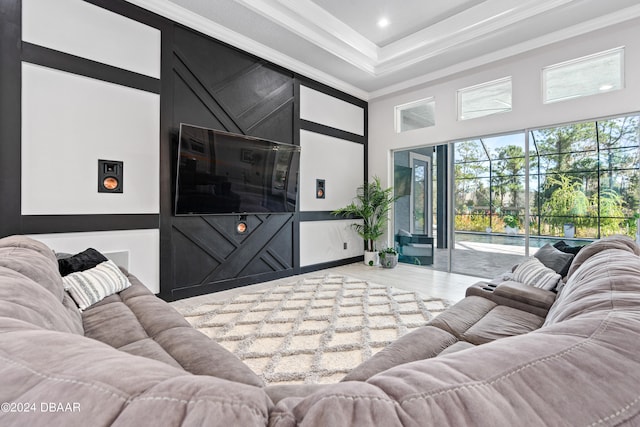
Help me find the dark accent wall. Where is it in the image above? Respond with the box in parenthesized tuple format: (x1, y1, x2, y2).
(161, 25, 299, 300)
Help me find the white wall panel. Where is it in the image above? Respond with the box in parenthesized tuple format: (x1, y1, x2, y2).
(22, 0, 160, 78)
(300, 86, 365, 136)
(22, 63, 160, 215)
(299, 130, 364, 211)
(29, 229, 160, 294)
(300, 220, 363, 267)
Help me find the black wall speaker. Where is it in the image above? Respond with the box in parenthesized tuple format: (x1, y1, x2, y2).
(98, 159, 123, 193)
(316, 179, 325, 199)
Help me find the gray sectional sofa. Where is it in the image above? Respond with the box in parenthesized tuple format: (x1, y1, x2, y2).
(2, 234, 640, 426)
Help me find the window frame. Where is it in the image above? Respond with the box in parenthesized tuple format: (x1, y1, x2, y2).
(542, 46, 625, 104)
(394, 97, 435, 133)
(457, 76, 512, 121)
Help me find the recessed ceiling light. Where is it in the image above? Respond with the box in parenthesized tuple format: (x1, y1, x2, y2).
(378, 17, 389, 28)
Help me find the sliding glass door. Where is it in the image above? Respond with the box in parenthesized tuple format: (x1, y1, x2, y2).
(451, 133, 528, 277)
(390, 112, 639, 278)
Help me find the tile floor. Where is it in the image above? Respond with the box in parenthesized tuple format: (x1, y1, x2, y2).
(171, 262, 483, 312)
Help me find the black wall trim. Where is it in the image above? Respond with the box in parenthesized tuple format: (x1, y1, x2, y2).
(296, 75, 367, 109)
(84, 0, 168, 32)
(0, 0, 22, 238)
(22, 42, 160, 94)
(22, 214, 159, 234)
(300, 119, 365, 145)
(299, 211, 359, 221)
(300, 256, 364, 274)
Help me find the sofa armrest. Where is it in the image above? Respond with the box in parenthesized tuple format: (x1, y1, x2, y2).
(493, 281, 557, 312)
(493, 281, 557, 309)
(466, 280, 556, 317)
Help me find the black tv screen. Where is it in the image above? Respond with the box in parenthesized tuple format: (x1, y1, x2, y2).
(175, 124, 300, 215)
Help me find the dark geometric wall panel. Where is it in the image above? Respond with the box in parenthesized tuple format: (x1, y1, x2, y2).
(170, 214, 296, 299)
(163, 25, 297, 300)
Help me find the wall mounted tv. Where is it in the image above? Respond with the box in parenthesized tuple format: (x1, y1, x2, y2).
(175, 124, 300, 215)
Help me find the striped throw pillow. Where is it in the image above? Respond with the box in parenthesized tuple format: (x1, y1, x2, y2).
(512, 257, 561, 291)
(63, 260, 131, 310)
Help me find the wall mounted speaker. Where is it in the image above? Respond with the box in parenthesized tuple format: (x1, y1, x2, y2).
(98, 159, 123, 193)
(316, 179, 325, 199)
(236, 215, 249, 234)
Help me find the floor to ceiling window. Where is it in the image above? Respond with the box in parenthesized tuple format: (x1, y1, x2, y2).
(451, 132, 527, 277)
(530, 114, 640, 240)
(392, 112, 639, 278)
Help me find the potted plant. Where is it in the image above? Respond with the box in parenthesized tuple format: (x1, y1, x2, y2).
(379, 247, 398, 269)
(333, 176, 397, 266)
(503, 214, 520, 235)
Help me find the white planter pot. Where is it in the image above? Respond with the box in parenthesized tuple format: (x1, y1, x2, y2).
(563, 223, 575, 239)
(505, 226, 519, 235)
(364, 251, 379, 266)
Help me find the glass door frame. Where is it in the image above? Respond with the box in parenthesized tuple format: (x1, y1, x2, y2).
(409, 152, 433, 236)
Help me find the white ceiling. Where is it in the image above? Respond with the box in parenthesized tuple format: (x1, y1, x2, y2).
(127, 0, 640, 100)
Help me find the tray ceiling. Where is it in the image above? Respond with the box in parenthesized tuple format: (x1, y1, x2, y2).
(126, 0, 640, 100)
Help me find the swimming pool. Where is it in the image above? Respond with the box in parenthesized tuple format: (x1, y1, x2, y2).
(454, 231, 594, 249)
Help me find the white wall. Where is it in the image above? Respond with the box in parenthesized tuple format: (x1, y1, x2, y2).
(300, 86, 365, 136)
(29, 230, 160, 294)
(300, 220, 363, 266)
(299, 130, 364, 212)
(21, 0, 161, 289)
(299, 85, 366, 267)
(21, 63, 160, 215)
(368, 18, 640, 190)
(22, 0, 160, 78)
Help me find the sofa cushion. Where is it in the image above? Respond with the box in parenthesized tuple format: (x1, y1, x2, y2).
(545, 236, 640, 326)
(534, 243, 574, 277)
(566, 234, 640, 279)
(82, 273, 264, 387)
(427, 296, 497, 339)
(0, 236, 83, 335)
(57, 247, 108, 276)
(437, 340, 476, 356)
(341, 326, 458, 382)
(0, 267, 84, 334)
(461, 305, 545, 345)
(0, 317, 272, 427)
(512, 257, 561, 290)
(0, 246, 65, 303)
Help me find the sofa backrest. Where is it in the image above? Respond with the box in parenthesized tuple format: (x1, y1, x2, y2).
(544, 235, 640, 326)
(0, 236, 83, 334)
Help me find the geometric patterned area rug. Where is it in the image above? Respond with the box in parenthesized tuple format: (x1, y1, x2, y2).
(173, 275, 451, 386)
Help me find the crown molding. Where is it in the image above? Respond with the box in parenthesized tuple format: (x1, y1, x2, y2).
(235, 0, 577, 77)
(369, 3, 640, 100)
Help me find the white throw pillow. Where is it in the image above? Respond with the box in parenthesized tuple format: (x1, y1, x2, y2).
(512, 257, 562, 291)
(63, 260, 131, 310)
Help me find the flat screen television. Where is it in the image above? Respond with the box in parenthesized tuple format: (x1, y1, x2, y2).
(175, 124, 300, 215)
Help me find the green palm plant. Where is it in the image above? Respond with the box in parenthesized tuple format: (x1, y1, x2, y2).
(333, 176, 397, 252)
